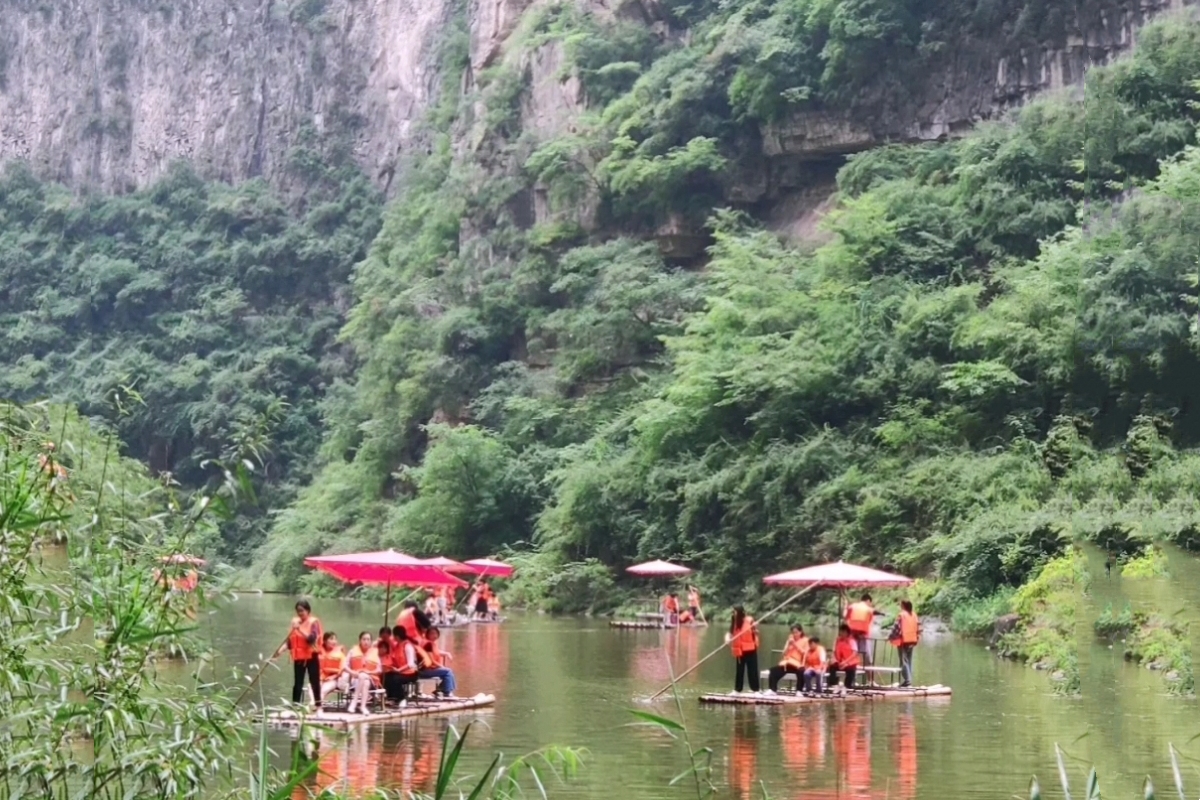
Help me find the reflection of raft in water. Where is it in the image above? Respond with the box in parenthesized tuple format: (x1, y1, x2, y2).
(610, 620, 709, 629)
(699, 685, 951, 706)
(265, 693, 496, 729)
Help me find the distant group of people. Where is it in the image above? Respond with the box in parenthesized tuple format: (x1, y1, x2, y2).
(467, 580, 501, 621)
(279, 599, 459, 715)
(727, 595, 921, 694)
(661, 585, 704, 626)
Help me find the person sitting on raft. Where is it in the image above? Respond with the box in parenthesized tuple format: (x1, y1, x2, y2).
(726, 606, 760, 693)
(767, 624, 808, 693)
(318, 632, 349, 702)
(384, 627, 420, 704)
(662, 593, 680, 626)
(418, 626, 458, 697)
(802, 636, 827, 693)
(344, 631, 381, 715)
(275, 600, 323, 709)
(827, 624, 861, 695)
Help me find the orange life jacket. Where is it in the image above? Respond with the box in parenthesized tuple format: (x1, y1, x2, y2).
(899, 610, 920, 645)
(397, 608, 420, 642)
(781, 636, 809, 669)
(804, 645, 826, 669)
(664, 596, 679, 613)
(395, 642, 419, 677)
(846, 602, 874, 635)
(319, 645, 346, 680)
(414, 643, 434, 670)
(288, 617, 322, 661)
(427, 643, 447, 668)
(730, 616, 759, 658)
(833, 637, 861, 668)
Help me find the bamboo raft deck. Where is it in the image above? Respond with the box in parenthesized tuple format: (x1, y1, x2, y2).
(699, 685, 951, 706)
(265, 693, 497, 729)
(610, 620, 709, 629)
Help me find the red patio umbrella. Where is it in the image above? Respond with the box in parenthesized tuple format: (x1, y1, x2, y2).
(463, 558, 514, 578)
(626, 559, 692, 577)
(762, 561, 914, 589)
(161, 554, 207, 566)
(418, 556, 473, 573)
(304, 549, 468, 625)
(626, 560, 693, 623)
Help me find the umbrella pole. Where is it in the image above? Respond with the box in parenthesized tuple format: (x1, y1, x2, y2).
(647, 584, 817, 700)
(383, 580, 392, 628)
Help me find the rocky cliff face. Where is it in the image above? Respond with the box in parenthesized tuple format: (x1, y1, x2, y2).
(761, 0, 1193, 164)
(0, 0, 1192, 194)
(0, 0, 450, 192)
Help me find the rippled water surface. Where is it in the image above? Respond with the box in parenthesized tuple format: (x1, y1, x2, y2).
(196, 574, 1197, 800)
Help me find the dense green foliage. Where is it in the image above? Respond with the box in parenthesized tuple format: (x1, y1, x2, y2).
(255, 10, 1200, 622)
(0, 163, 381, 559)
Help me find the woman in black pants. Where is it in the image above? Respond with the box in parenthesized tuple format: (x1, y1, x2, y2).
(276, 600, 323, 707)
(726, 606, 760, 693)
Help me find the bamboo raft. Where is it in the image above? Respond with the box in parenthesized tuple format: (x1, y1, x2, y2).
(610, 620, 709, 629)
(699, 685, 951, 706)
(265, 693, 497, 729)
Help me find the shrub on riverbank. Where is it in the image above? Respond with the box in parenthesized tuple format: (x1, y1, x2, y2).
(994, 554, 1084, 693)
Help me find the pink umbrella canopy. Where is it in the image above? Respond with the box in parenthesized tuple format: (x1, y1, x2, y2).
(304, 549, 468, 587)
(463, 558, 515, 578)
(161, 554, 207, 566)
(626, 559, 693, 577)
(762, 561, 914, 589)
(418, 556, 473, 573)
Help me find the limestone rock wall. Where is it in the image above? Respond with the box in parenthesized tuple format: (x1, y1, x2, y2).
(0, 0, 450, 193)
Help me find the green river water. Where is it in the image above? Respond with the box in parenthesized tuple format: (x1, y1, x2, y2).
(188, 563, 1198, 800)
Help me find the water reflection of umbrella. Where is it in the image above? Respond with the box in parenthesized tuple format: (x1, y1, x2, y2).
(462, 558, 514, 578)
(304, 549, 468, 625)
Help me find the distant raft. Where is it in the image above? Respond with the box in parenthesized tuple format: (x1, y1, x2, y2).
(698, 685, 952, 706)
(265, 693, 496, 729)
(610, 620, 709, 629)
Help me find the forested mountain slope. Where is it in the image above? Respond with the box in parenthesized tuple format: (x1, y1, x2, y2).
(251, 2, 1200, 621)
(2, 0, 1199, 620)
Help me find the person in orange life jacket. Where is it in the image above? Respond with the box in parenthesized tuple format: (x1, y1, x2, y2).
(424, 592, 439, 623)
(384, 626, 420, 703)
(396, 601, 430, 643)
(318, 632, 350, 700)
(473, 581, 491, 620)
(274, 600, 323, 707)
(802, 636, 827, 693)
(418, 626, 458, 696)
(345, 631, 381, 715)
(826, 624, 861, 695)
(662, 593, 680, 626)
(487, 592, 501, 621)
(768, 623, 806, 690)
(889, 600, 921, 687)
(725, 606, 760, 692)
(766, 624, 808, 693)
(844, 593, 876, 680)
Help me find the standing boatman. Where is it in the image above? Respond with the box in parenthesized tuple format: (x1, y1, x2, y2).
(844, 594, 875, 685)
(889, 600, 920, 687)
